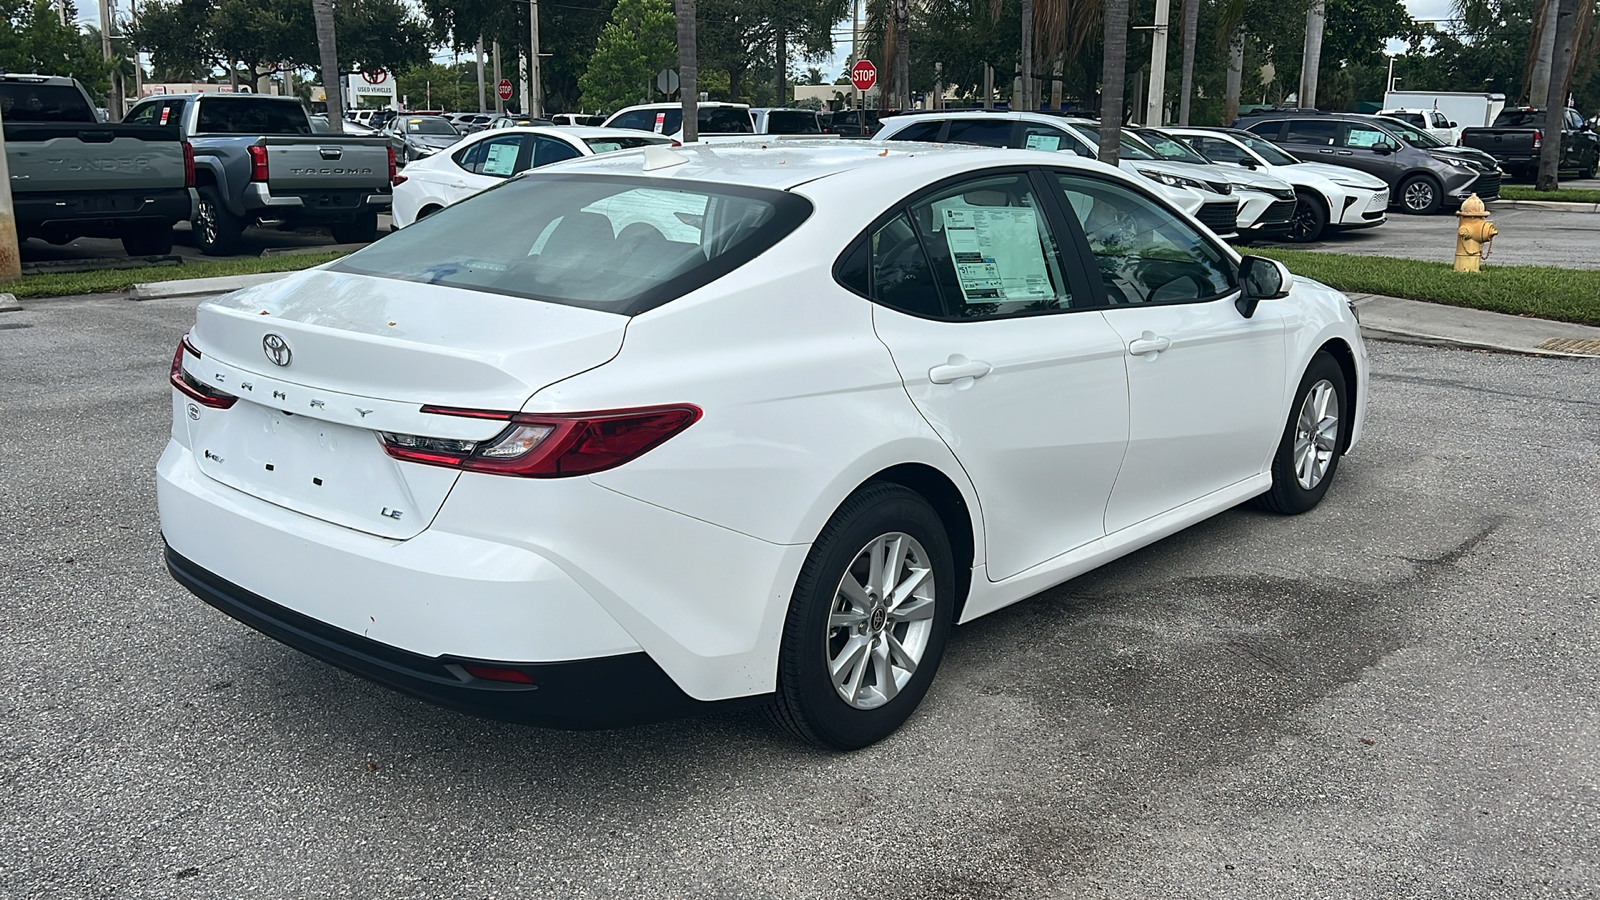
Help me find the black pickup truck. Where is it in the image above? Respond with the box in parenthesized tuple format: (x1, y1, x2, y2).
(2, 74, 194, 255)
(1461, 107, 1599, 180)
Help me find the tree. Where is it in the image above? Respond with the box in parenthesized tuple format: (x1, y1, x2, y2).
(1177, 0, 1197, 123)
(311, 0, 341, 128)
(0, 0, 115, 98)
(676, 0, 697, 141)
(1099, 0, 1128, 162)
(578, 0, 675, 111)
(1537, 0, 1579, 189)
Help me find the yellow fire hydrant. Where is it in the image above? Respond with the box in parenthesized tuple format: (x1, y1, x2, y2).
(1454, 193, 1497, 272)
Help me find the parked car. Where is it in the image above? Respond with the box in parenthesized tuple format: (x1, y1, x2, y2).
(602, 102, 754, 140)
(2, 73, 193, 256)
(160, 140, 1365, 749)
(751, 107, 823, 134)
(124, 92, 394, 253)
(382, 114, 462, 164)
(488, 114, 555, 129)
(1377, 108, 1461, 146)
(1165, 126, 1389, 242)
(872, 110, 1240, 238)
(450, 113, 497, 133)
(1132, 127, 1300, 239)
(823, 108, 887, 136)
(390, 126, 673, 228)
(1460, 107, 1599, 180)
(1235, 111, 1500, 214)
(549, 112, 606, 127)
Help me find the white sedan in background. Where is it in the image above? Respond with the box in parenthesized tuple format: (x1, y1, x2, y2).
(159, 141, 1365, 750)
(1166, 127, 1391, 242)
(391, 126, 674, 229)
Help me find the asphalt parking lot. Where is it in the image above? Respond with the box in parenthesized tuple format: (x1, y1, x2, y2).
(1, 294, 1597, 898)
(1294, 202, 1600, 270)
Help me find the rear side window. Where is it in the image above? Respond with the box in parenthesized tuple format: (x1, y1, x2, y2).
(331, 174, 812, 315)
(766, 111, 820, 134)
(886, 121, 945, 142)
(1244, 120, 1285, 140)
(607, 110, 655, 131)
(701, 108, 753, 133)
(1282, 120, 1340, 145)
(195, 99, 311, 134)
(0, 82, 95, 122)
(943, 119, 1014, 148)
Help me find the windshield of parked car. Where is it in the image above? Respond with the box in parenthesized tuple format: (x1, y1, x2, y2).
(332, 174, 812, 315)
(1229, 133, 1302, 165)
(1374, 117, 1444, 147)
(0, 82, 95, 122)
(1071, 124, 1156, 160)
(405, 118, 458, 135)
(582, 136, 672, 153)
(1138, 131, 1213, 165)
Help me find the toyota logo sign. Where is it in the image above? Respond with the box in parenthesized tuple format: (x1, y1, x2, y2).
(262, 333, 292, 367)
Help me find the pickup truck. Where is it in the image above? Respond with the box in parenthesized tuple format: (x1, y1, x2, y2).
(123, 93, 394, 255)
(2, 73, 194, 256)
(1461, 107, 1599, 180)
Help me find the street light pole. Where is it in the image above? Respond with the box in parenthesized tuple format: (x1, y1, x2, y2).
(528, 0, 543, 118)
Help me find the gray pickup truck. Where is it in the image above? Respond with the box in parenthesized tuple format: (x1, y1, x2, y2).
(123, 93, 393, 254)
(1461, 107, 1600, 180)
(2, 73, 194, 256)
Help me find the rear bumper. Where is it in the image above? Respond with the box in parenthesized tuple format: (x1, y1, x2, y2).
(14, 187, 193, 236)
(165, 544, 752, 728)
(242, 183, 393, 220)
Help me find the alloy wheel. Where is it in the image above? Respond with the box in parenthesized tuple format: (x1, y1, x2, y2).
(825, 532, 936, 710)
(196, 199, 218, 246)
(1293, 379, 1339, 490)
(1404, 181, 1435, 211)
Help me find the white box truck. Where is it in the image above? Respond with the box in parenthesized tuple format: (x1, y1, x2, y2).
(1382, 91, 1507, 129)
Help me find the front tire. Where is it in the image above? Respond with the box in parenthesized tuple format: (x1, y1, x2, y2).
(1399, 175, 1443, 214)
(1284, 191, 1328, 242)
(1255, 351, 1348, 515)
(769, 484, 955, 750)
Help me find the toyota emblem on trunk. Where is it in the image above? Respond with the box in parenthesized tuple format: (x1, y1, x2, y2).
(262, 333, 292, 367)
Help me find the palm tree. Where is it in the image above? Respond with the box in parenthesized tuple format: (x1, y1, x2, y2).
(1217, 0, 1248, 124)
(1021, 0, 1034, 110)
(1034, 0, 1102, 108)
(1099, 0, 1129, 163)
(893, 0, 910, 109)
(1177, 0, 1198, 124)
(1537, 0, 1579, 190)
(1299, 0, 1326, 107)
(312, 0, 343, 133)
(675, 0, 698, 141)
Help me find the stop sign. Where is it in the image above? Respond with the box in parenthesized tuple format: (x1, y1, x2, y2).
(850, 60, 877, 92)
(497, 79, 514, 101)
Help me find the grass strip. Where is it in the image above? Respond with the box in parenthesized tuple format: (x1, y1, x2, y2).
(4, 253, 347, 299)
(1245, 247, 1600, 327)
(1499, 186, 1600, 204)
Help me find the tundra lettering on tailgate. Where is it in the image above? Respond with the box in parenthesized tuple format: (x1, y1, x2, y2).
(45, 157, 154, 172)
(288, 167, 376, 176)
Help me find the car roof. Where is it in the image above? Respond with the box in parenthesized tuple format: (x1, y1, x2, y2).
(0, 73, 78, 86)
(530, 138, 1116, 192)
(612, 102, 750, 111)
(465, 125, 669, 141)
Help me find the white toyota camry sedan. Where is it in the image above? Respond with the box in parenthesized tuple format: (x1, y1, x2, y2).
(159, 141, 1366, 750)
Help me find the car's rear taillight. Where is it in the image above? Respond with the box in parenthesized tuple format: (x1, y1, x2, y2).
(247, 145, 269, 182)
(181, 141, 195, 188)
(169, 334, 237, 409)
(1532, 130, 1543, 150)
(380, 405, 702, 477)
(388, 147, 398, 185)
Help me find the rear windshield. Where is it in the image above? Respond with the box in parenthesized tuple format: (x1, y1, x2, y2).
(582, 136, 671, 153)
(0, 82, 95, 122)
(611, 107, 753, 135)
(766, 110, 820, 134)
(1493, 109, 1544, 128)
(332, 174, 812, 315)
(195, 98, 311, 134)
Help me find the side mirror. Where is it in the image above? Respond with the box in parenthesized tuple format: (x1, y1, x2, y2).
(1237, 159, 1257, 169)
(1448, 121, 1458, 128)
(1237, 256, 1293, 318)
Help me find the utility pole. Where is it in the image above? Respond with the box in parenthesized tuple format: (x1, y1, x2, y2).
(130, 0, 142, 99)
(1143, 0, 1170, 125)
(0, 101, 21, 285)
(492, 41, 504, 114)
(528, 0, 543, 117)
(57, 0, 66, 25)
(475, 37, 486, 113)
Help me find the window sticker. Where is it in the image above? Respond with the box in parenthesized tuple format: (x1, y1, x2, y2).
(481, 142, 520, 176)
(1024, 133, 1062, 152)
(938, 204, 1052, 304)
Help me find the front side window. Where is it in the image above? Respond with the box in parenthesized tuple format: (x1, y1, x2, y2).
(1187, 136, 1249, 165)
(331, 175, 811, 315)
(1021, 124, 1094, 157)
(701, 107, 754, 133)
(1054, 173, 1235, 306)
(766, 110, 820, 134)
(887, 121, 945, 142)
(943, 119, 1014, 148)
(607, 110, 654, 131)
(1342, 124, 1395, 150)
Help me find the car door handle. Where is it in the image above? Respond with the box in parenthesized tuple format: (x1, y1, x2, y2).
(1318, 148, 1336, 153)
(1336, 150, 1353, 155)
(928, 355, 993, 384)
(448, 181, 469, 189)
(1127, 333, 1172, 357)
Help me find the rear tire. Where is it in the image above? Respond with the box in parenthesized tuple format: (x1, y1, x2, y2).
(1284, 191, 1328, 242)
(330, 212, 379, 244)
(768, 484, 955, 751)
(1398, 175, 1443, 215)
(1255, 351, 1348, 515)
(121, 226, 174, 257)
(193, 187, 244, 256)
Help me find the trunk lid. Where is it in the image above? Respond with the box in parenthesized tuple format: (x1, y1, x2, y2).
(260, 136, 392, 192)
(181, 269, 627, 538)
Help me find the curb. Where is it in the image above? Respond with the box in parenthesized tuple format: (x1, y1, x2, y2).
(0, 292, 20, 313)
(260, 243, 368, 258)
(1359, 324, 1600, 359)
(129, 271, 296, 301)
(1491, 199, 1600, 213)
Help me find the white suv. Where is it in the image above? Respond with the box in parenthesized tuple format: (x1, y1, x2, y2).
(602, 102, 754, 141)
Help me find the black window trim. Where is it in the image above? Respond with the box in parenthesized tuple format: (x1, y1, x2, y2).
(831, 164, 1105, 322)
